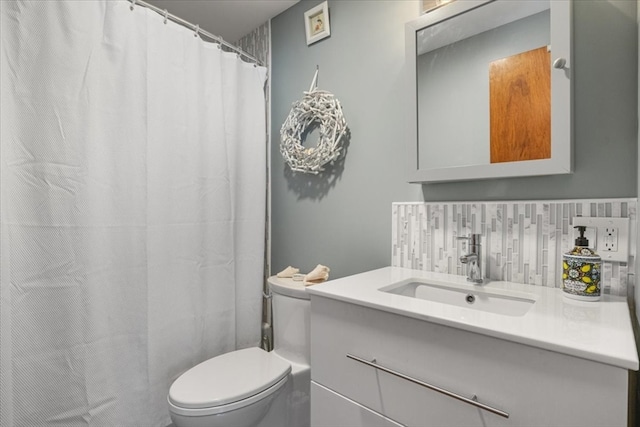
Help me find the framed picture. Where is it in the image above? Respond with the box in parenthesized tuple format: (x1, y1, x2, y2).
(304, 1, 330, 46)
(422, 0, 454, 14)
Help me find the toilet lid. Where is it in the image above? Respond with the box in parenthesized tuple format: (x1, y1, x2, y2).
(168, 347, 291, 410)
(268, 276, 310, 300)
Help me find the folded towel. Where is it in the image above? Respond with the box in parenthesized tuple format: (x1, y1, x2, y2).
(304, 264, 330, 285)
(277, 266, 300, 278)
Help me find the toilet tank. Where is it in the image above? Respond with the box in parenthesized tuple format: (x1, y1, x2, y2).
(268, 276, 311, 367)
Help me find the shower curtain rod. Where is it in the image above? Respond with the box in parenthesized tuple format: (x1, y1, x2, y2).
(128, 0, 264, 66)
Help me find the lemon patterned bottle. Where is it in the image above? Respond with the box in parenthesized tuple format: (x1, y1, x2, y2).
(562, 226, 602, 301)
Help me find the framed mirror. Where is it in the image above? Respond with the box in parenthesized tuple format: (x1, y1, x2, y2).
(406, 0, 572, 183)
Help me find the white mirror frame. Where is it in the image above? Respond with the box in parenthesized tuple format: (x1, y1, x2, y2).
(406, 0, 572, 183)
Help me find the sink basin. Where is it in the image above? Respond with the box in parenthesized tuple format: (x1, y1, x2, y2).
(380, 280, 535, 316)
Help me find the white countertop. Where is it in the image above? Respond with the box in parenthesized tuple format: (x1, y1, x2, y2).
(306, 267, 639, 370)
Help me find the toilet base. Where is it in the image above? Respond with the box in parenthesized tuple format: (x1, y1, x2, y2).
(281, 359, 311, 427)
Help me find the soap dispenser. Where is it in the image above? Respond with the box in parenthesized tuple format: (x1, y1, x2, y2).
(562, 226, 602, 301)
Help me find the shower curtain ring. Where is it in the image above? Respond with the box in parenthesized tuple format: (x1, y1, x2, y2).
(130, 0, 137, 11)
(163, 9, 169, 24)
(194, 25, 200, 38)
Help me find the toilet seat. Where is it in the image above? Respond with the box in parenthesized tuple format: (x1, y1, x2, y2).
(168, 375, 288, 417)
(168, 347, 291, 416)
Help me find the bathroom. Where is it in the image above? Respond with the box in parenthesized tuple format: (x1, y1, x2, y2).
(1, 0, 639, 426)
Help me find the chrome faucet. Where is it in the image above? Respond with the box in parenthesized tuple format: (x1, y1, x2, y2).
(457, 234, 483, 284)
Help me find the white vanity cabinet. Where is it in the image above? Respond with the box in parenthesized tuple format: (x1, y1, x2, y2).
(309, 295, 631, 427)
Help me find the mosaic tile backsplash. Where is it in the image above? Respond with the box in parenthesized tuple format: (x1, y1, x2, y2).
(392, 199, 637, 297)
(236, 21, 270, 69)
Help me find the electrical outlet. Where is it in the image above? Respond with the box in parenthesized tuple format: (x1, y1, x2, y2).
(602, 227, 618, 252)
(572, 217, 629, 262)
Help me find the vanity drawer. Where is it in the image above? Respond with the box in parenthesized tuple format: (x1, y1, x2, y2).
(311, 381, 403, 427)
(310, 295, 628, 427)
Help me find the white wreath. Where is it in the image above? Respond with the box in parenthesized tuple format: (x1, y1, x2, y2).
(280, 71, 347, 175)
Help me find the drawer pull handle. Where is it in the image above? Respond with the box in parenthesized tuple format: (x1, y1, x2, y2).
(346, 353, 509, 419)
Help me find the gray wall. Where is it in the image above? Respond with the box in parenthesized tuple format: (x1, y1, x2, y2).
(271, 0, 638, 280)
(636, 0, 640, 325)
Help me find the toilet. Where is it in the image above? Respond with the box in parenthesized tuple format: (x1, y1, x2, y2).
(167, 276, 311, 427)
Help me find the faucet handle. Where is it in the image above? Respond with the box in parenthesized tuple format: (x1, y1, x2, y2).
(457, 234, 481, 245)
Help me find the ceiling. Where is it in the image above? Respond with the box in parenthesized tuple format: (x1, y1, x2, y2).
(145, 0, 299, 43)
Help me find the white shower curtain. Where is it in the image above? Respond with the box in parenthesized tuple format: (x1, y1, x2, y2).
(0, 1, 267, 425)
